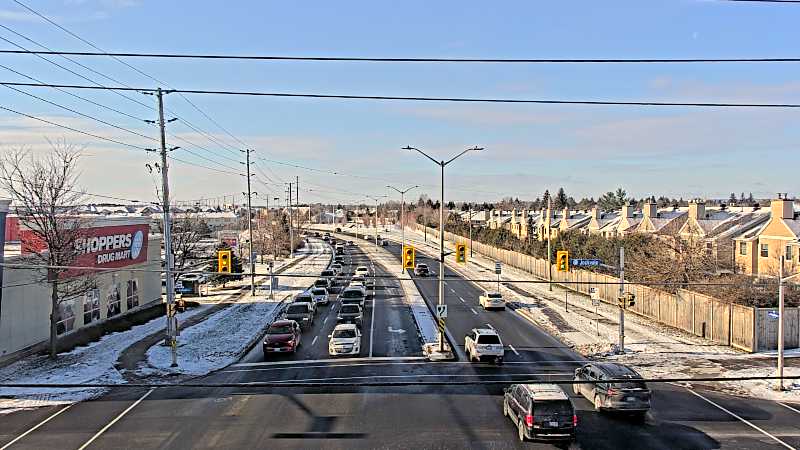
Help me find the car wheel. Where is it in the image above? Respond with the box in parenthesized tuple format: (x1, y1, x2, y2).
(503, 399, 509, 417)
(517, 418, 526, 442)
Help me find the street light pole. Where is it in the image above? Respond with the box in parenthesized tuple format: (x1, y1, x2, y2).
(387, 185, 418, 273)
(404, 146, 484, 353)
(364, 194, 387, 247)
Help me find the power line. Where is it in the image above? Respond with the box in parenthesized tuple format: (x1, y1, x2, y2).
(168, 155, 243, 176)
(0, 104, 150, 151)
(2, 48, 800, 63)
(9, 0, 246, 157)
(3, 81, 799, 108)
(0, 83, 158, 142)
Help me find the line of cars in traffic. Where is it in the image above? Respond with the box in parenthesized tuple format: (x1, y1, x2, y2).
(262, 236, 375, 358)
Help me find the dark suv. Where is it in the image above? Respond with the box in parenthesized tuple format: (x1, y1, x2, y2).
(503, 384, 576, 442)
(573, 362, 651, 420)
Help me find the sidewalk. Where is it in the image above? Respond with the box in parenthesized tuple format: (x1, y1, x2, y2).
(390, 227, 800, 402)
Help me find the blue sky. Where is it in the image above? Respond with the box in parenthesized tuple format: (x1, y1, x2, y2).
(1, 0, 799, 205)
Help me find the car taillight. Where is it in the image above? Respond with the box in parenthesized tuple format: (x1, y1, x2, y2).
(607, 388, 618, 396)
(572, 414, 578, 427)
(525, 414, 533, 427)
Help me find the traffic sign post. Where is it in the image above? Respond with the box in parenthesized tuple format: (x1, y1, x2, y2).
(589, 287, 600, 335)
(436, 304, 448, 319)
(494, 261, 502, 292)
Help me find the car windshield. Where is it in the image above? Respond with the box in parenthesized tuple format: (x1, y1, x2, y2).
(341, 305, 360, 314)
(535, 400, 573, 416)
(477, 335, 501, 345)
(488, 293, 502, 298)
(321, 271, 334, 277)
(314, 280, 327, 286)
(286, 305, 308, 314)
(333, 329, 357, 339)
(296, 296, 312, 303)
(341, 290, 364, 298)
(267, 324, 293, 334)
(312, 289, 326, 295)
(417, 265, 427, 269)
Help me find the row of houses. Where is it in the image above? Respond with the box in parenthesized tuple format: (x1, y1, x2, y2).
(461, 196, 800, 278)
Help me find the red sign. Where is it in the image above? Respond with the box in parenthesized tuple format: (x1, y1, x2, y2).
(21, 223, 150, 269)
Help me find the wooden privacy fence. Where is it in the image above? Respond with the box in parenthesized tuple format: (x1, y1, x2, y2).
(410, 223, 795, 352)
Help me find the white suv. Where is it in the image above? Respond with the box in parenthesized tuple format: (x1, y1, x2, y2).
(465, 328, 505, 365)
(479, 291, 505, 310)
(328, 323, 362, 356)
(354, 266, 370, 278)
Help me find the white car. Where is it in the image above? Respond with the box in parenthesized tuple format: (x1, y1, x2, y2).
(465, 328, 505, 365)
(479, 291, 505, 310)
(328, 323, 362, 356)
(354, 266, 370, 278)
(350, 276, 367, 289)
(311, 287, 329, 305)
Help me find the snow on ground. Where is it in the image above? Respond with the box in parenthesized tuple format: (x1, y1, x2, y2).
(0, 304, 211, 414)
(0, 247, 321, 414)
(138, 241, 331, 376)
(392, 227, 800, 401)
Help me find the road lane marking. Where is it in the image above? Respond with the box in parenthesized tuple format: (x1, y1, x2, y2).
(225, 359, 581, 373)
(470, 307, 478, 315)
(459, 298, 465, 303)
(685, 388, 795, 450)
(485, 323, 494, 330)
(508, 344, 519, 356)
(266, 373, 575, 383)
(369, 295, 375, 358)
(0, 403, 75, 450)
(230, 356, 428, 368)
(779, 402, 800, 415)
(311, 336, 318, 346)
(77, 388, 154, 450)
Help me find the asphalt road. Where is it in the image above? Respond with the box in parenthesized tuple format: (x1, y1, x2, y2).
(1, 229, 800, 449)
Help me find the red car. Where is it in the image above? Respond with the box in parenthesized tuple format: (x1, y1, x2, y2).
(263, 319, 302, 356)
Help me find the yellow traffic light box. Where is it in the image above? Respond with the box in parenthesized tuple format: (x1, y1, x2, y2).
(455, 243, 467, 264)
(556, 250, 569, 272)
(218, 249, 232, 273)
(402, 245, 416, 269)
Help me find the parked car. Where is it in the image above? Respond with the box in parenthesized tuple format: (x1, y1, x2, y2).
(339, 286, 366, 307)
(311, 287, 329, 305)
(573, 362, 651, 420)
(479, 291, 505, 310)
(414, 263, 430, 277)
(465, 328, 504, 364)
(262, 319, 302, 356)
(328, 323, 362, 356)
(314, 232, 321, 238)
(503, 384, 577, 442)
(337, 303, 363, 326)
(283, 302, 315, 329)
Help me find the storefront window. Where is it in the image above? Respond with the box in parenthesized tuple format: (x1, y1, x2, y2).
(126, 278, 139, 310)
(83, 289, 101, 325)
(107, 284, 121, 317)
(56, 298, 76, 335)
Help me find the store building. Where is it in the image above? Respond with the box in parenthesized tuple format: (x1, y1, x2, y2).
(0, 216, 161, 362)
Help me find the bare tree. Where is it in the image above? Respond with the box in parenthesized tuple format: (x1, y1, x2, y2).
(0, 142, 94, 358)
(159, 213, 206, 282)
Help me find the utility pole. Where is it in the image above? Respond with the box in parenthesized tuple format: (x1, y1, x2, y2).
(469, 206, 473, 258)
(405, 146, 484, 353)
(155, 88, 178, 367)
(295, 175, 300, 230)
(242, 149, 255, 296)
(387, 185, 418, 273)
(547, 196, 553, 292)
(618, 246, 625, 354)
(287, 182, 294, 258)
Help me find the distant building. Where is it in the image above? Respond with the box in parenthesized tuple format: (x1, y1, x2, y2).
(733, 196, 800, 277)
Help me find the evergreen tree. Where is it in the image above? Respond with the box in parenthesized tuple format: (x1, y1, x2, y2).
(542, 189, 551, 209)
(554, 187, 568, 210)
(729, 193, 737, 204)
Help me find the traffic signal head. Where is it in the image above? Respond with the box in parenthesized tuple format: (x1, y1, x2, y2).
(618, 292, 636, 308)
(556, 250, 569, 272)
(218, 249, 232, 273)
(455, 243, 466, 264)
(403, 245, 416, 269)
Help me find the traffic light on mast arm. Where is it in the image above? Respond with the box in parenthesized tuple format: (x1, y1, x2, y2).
(403, 245, 416, 269)
(455, 243, 467, 264)
(218, 249, 232, 273)
(556, 250, 569, 272)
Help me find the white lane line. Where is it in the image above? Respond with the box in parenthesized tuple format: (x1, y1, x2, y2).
(369, 295, 375, 358)
(470, 307, 478, 315)
(508, 344, 520, 356)
(311, 336, 319, 346)
(685, 388, 795, 450)
(267, 373, 575, 383)
(228, 357, 577, 369)
(0, 403, 75, 450)
(485, 323, 495, 330)
(459, 298, 465, 303)
(77, 388, 155, 450)
(779, 402, 800, 415)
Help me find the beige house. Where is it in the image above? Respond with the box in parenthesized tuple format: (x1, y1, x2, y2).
(679, 201, 770, 273)
(587, 207, 621, 238)
(636, 201, 688, 237)
(614, 203, 644, 236)
(734, 196, 800, 277)
(558, 207, 591, 233)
